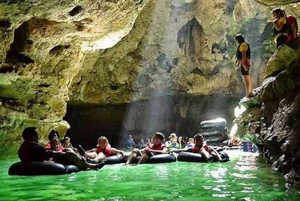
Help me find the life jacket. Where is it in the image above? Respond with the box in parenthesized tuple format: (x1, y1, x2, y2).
(96, 145, 113, 157)
(287, 15, 298, 40)
(192, 144, 209, 153)
(273, 17, 289, 37)
(148, 143, 166, 150)
(236, 43, 251, 61)
(45, 141, 64, 152)
(44, 141, 51, 149)
(168, 142, 179, 148)
(166, 141, 179, 149)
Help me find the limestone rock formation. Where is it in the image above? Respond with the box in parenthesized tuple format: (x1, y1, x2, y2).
(0, 0, 146, 156)
(235, 40, 300, 188)
(255, 0, 300, 5)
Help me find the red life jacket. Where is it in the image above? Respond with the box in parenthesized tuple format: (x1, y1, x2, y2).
(44, 142, 51, 149)
(192, 144, 209, 153)
(96, 145, 112, 157)
(287, 15, 298, 41)
(45, 141, 64, 152)
(148, 143, 166, 150)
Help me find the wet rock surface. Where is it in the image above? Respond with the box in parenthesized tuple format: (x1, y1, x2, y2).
(235, 41, 300, 188)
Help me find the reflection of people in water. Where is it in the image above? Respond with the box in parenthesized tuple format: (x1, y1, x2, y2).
(234, 34, 253, 98)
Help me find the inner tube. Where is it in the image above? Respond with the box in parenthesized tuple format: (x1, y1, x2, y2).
(8, 161, 80, 176)
(105, 154, 126, 165)
(177, 152, 207, 162)
(136, 153, 176, 164)
(177, 151, 230, 162)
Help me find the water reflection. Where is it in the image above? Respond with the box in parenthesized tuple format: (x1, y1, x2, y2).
(154, 165, 169, 179)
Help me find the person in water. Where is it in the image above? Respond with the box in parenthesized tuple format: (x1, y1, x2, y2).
(192, 133, 222, 162)
(138, 138, 147, 149)
(125, 135, 136, 149)
(126, 132, 168, 165)
(83, 136, 125, 163)
(170, 133, 222, 162)
(44, 129, 60, 149)
(62, 136, 73, 149)
(272, 8, 289, 48)
(165, 133, 179, 149)
(185, 137, 195, 149)
(50, 138, 64, 152)
(18, 127, 105, 170)
(177, 136, 185, 149)
(235, 33, 253, 98)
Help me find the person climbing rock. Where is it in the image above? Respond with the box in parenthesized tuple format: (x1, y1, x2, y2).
(234, 34, 253, 98)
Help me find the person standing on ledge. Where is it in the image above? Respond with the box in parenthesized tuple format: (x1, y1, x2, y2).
(272, 8, 288, 48)
(282, 9, 298, 41)
(234, 34, 253, 98)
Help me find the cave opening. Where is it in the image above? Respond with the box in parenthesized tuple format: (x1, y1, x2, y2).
(64, 94, 238, 150)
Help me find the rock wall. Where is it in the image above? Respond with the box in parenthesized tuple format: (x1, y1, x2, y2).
(0, 0, 146, 156)
(255, 0, 300, 5)
(235, 39, 300, 188)
(69, 0, 272, 104)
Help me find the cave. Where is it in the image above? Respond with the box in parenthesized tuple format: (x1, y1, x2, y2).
(64, 94, 239, 150)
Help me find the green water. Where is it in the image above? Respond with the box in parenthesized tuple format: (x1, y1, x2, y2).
(0, 151, 299, 201)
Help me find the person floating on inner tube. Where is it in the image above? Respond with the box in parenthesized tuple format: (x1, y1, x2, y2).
(191, 134, 222, 162)
(234, 33, 253, 98)
(169, 133, 222, 162)
(50, 138, 64, 152)
(18, 127, 105, 170)
(165, 133, 179, 149)
(185, 138, 195, 149)
(46, 130, 76, 153)
(125, 132, 168, 165)
(177, 136, 185, 149)
(125, 134, 136, 149)
(44, 129, 60, 149)
(82, 136, 125, 163)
